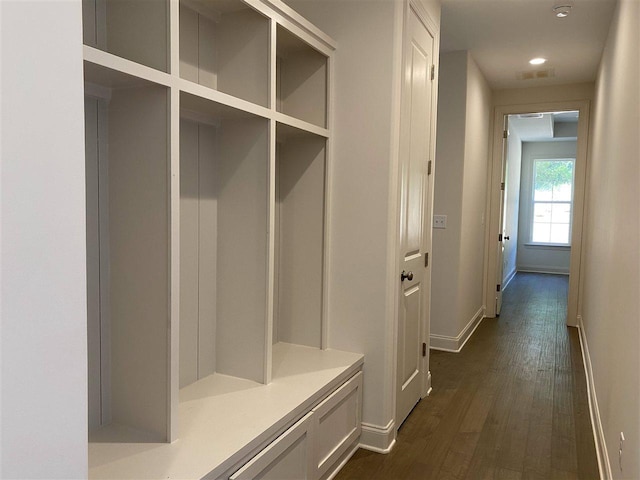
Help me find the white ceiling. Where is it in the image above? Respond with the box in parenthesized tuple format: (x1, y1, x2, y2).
(440, 0, 616, 89)
(509, 111, 579, 141)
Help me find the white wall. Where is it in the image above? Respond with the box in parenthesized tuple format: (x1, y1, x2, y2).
(0, 2, 88, 477)
(580, 0, 640, 477)
(432, 51, 491, 349)
(516, 141, 576, 274)
(458, 54, 491, 335)
(284, 0, 404, 437)
(431, 51, 466, 341)
(493, 82, 594, 106)
(502, 126, 522, 286)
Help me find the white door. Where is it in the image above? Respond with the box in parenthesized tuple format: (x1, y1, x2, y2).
(496, 116, 509, 315)
(396, 7, 435, 429)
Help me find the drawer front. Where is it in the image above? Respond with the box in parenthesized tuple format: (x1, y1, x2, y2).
(312, 372, 363, 478)
(230, 412, 314, 480)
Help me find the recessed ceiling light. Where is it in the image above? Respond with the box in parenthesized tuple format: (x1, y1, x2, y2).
(553, 4, 572, 17)
(529, 58, 547, 65)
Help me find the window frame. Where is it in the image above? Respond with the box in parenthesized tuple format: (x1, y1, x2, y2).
(529, 157, 576, 246)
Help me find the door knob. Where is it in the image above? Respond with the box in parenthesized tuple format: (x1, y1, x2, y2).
(400, 270, 414, 282)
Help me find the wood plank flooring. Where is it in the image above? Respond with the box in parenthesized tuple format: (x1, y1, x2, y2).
(336, 273, 599, 480)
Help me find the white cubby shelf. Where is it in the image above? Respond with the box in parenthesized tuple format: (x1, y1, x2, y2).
(89, 346, 363, 479)
(179, 0, 270, 107)
(83, 0, 170, 73)
(276, 24, 328, 128)
(82, 1, 358, 478)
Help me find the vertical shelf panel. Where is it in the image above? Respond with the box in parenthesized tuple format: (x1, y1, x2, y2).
(179, 0, 269, 106)
(179, 119, 203, 388)
(169, 85, 181, 442)
(85, 97, 101, 430)
(179, 93, 269, 387)
(85, 65, 170, 442)
(276, 26, 327, 128)
(216, 116, 269, 382)
(274, 124, 326, 349)
(82, 0, 169, 72)
(85, 96, 110, 431)
(179, 118, 218, 388)
(197, 125, 219, 380)
(108, 85, 170, 440)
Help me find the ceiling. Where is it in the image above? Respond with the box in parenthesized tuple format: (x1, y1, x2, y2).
(440, 0, 616, 89)
(509, 111, 579, 141)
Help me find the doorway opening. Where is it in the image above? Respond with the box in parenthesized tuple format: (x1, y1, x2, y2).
(485, 101, 590, 326)
(501, 111, 578, 298)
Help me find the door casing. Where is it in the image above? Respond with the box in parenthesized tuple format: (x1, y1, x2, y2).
(392, 0, 440, 432)
(484, 100, 591, 326)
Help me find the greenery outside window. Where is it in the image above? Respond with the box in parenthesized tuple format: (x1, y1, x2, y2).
(531, 158, 575, 244)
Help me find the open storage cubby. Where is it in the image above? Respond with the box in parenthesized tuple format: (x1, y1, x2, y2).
(179, 0, 269, 107)
(276, 25, 328, 128)
(83, 3, 362, 478)
(82, 0, 169, 72)
(179, 92, 269, 388)
(84, 63, 170, 442)
(273, 123, 326, 350)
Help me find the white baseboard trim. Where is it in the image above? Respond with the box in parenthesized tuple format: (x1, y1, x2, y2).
(517, 266, 570, 275)
(429, 306, 485, 353)
(577, 315, 611, 480)
(359, 420, 396, 454)
(503, 267, 517, 291)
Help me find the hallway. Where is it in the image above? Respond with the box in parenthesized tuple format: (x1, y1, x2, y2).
(337, 273, 599, 479)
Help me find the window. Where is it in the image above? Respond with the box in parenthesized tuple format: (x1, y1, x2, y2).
(531, 158, 574, 244)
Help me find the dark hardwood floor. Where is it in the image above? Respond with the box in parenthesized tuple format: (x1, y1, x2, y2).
(336, 273, 599, 480)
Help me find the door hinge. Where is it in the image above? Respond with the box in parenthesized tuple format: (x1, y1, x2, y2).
(501, 182, 505, 191)
(497, 284, 501, 292)
(430, 65, 435, 81)
(424, 252, 429, 267)
(422, 342, 427, 357)
(427, 160, 432, 175)
(498, 233, 503, 242)
(503, 130, 508, 139)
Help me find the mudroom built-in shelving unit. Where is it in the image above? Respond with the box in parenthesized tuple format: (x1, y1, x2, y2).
(83, 0, 363, 479)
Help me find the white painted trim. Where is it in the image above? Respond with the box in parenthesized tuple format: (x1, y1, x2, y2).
(502, 267, 517, 291)
(83, 45, 173, 88)
(321, 50, 335, 351)
(517, 266, 570, 275)
(179, 78, 272, 120)
(390, 0, 440, 428)
(273, 111, 330, 138)
(409, 0, 439, 35)
(429, 307, 485, 353)
(264, 118, 276, 384)
(522, 243, 571, 249)
(251, 0, 337, 55)
(387, 0, 407, 434)
(168, 86, 180, 442)
(359, 420, 397, 454)
(577, 316, 611, 480)
(484, 100, 590, 328)
(323, 441, 359, 480)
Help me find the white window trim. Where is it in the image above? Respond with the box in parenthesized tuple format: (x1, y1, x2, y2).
(529, 157, 576, 246)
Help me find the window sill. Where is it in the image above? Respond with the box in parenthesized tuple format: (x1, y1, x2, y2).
(524, 243, 571, 249)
